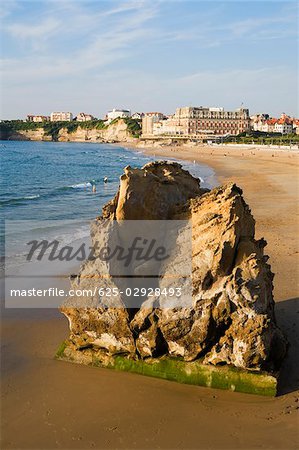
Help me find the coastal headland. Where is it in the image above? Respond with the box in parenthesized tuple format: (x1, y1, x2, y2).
(1, 140, 299, 449)
(0, 118, 140, 143)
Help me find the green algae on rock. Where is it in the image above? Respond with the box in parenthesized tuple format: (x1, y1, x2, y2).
(56, 340, 277, 396)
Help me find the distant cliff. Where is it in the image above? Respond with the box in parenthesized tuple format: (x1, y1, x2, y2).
(0, 118, 141, 143)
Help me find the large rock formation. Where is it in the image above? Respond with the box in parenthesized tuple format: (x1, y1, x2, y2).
(61, 161, 287, 372)
(58, 119, 134, 142)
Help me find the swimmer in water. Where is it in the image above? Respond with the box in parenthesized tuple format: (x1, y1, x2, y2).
(104, 177, 108, 183)
(92, 184, 96, 193)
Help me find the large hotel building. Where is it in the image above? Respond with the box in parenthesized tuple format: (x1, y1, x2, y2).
(142, 106, 250, 137)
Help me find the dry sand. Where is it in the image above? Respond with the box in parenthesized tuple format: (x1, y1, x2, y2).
(1, 144, 299, 449)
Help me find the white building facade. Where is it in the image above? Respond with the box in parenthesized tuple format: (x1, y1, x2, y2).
(274, 121, 293, 134)
(50, 112, 73, 122)
(142, 106, 250, 137)
(27, 115, 50, 122)
(106, 109, 131, 123)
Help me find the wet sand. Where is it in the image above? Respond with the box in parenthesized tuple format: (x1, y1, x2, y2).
(1, 144, 299, 449)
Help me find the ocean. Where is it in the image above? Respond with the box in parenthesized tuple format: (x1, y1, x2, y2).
(1, 140, 216, 270)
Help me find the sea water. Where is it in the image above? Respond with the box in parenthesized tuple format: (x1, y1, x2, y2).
(0, 140, 216, 270)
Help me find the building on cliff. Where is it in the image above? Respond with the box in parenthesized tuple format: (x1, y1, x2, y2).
(27, 115, 50, 122)
(50, 112, 73, 122)
(75, 112, 95, 122)
(142, 106, 250, 137)
(106, 108, 131, 123)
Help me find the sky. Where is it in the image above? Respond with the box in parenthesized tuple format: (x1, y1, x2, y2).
(0, 0, 298, 119)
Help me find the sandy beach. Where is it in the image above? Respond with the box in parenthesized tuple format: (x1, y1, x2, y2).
(129, 143, 299, 303)
(1, 144, 299, 449)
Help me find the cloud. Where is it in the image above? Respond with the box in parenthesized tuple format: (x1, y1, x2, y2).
(0, 0, 18, 19)
(1, 0, 159, 81)
(6, 17, 60, 39)
(161, 2, 297, 45)
(172, 67, 298, 115)
(0, 1, 297, 119)
(1, 65, 297, 119)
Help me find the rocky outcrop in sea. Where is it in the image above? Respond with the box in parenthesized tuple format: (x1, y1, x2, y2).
(60, 161, 287, 374)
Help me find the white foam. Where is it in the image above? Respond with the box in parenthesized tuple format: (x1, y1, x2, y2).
(24, 194, 40, 199)
(70, 182, 92, 189)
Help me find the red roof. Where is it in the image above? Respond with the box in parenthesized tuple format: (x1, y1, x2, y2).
(277, 118, 292, 125)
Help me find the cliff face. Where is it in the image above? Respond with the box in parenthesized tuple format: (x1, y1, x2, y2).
(61, 162, 287, 373)
(58, 119, 134, 142)
(0, 119, 137, 143)
(1, 129, 52, 141)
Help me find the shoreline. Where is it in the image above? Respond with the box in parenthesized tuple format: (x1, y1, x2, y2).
(1, 133, 299, 150)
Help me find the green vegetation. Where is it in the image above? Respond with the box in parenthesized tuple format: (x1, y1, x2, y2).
(41, 120, 108, 141)
(55, 340, 67, 358)
(123, 117, 142, 138)
(108, 117, 121, 126)
(43, 122, 65, 141)
(0, 120, 41, 139)
(105, 117, 141, 137)
(0, 122, 12, 139)
(225, 130, 299, 145)
(1, 120, 42, 131)
(56, 341, 277, 396)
